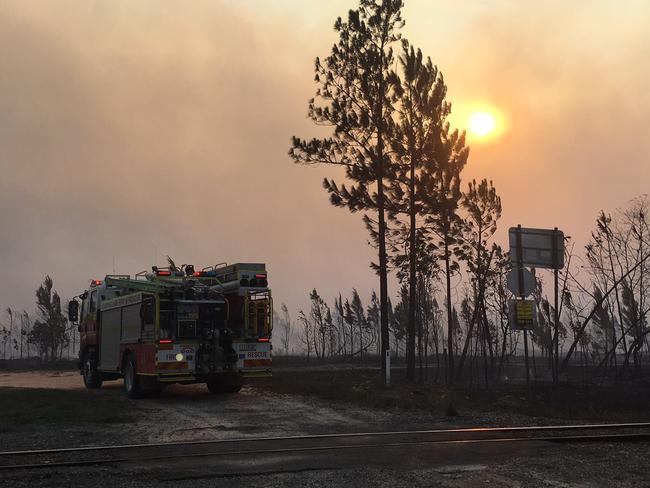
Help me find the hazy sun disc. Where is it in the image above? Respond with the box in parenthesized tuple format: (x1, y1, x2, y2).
(469, 111, 497, 137)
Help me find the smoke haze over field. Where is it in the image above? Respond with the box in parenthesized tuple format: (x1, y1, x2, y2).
(0, 0, 649, 317)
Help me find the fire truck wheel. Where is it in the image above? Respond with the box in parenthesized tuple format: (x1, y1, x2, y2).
(123, 354, 144, 399)
(206, 374, 243, 394)
(82, 352, 103, 389)
(222, 383, 243, 394)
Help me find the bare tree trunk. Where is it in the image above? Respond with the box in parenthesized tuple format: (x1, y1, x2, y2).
(445, 235, 454, 384)
(377, 74, 390, 380)
(406, 150, 417, 381)
(482, 312, 489, 389)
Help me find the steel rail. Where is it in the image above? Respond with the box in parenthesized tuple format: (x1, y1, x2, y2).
(1, 432, 649, 472)
(1, 421, 649, 458)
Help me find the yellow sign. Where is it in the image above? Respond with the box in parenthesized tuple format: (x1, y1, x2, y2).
(508, 299, 536, 329)
(516, 301, 534, 323)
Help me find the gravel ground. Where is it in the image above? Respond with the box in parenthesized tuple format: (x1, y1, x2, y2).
(5, 443, 650, 488)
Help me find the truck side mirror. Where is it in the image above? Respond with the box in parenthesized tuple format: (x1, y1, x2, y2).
(68, 300, 79, 323)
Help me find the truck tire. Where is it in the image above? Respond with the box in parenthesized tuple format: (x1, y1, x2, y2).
(123, 354, 144, 399)
(222, 383, 243, 394)
(82, 352, 103, 389)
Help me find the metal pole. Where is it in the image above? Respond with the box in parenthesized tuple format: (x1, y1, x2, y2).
(516, 225, 530, 388)
(553, 227, 559, 385)
(554, 268, 559, 384)
(385, 349, 391, 387)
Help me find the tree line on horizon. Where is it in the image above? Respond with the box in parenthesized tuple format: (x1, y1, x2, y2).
(1, 276, 73, 362)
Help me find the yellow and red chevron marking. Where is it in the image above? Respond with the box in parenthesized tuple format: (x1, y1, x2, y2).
(243, 359, 272, 368)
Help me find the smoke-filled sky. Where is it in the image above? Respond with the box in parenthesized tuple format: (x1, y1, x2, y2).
(1, 0, 649, 319)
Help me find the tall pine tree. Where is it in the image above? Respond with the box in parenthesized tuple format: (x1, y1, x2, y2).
(386, 40, 448, 380)
(290, 0, 404, 377)
(455, 179, 502, 378)
(29, 276, 68, 361)
(419, 115, 469, 384)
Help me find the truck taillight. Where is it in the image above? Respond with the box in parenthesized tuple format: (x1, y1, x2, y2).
(194, 270, 216, 278)
(159, 339, 173, 344)
(258, 338, 270, 342)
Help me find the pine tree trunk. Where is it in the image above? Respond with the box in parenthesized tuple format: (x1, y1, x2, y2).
(482, 312, 489, 388)
(377, 141, 390, 379)
(445, 234, 454, 384)
(418, 287, 423, 383)
(407, 153, 417, 380)
(482, 306, 495, 370)
(359, 321, 363, 360)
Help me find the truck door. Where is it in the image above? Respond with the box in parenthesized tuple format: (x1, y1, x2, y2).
(99, 299, 122, 371)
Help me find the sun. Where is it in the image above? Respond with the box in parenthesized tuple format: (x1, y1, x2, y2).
(468, 111, 497, 138)
(448, 103, 507, 143)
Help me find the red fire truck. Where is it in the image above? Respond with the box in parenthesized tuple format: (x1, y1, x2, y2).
(68, 262, 272, 398)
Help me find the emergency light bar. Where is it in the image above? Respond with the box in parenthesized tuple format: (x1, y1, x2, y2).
(193, 270, 217, 278)
(151, 266, 183, 277)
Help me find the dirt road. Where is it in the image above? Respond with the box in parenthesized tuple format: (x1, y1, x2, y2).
(0, 372, 422, 447)
(0, 371, 83, 389)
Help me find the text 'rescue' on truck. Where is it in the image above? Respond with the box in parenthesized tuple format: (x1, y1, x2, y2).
(68, 262, 272, 398)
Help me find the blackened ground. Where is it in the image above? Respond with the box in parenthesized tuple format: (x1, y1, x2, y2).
(260, 367, 650, 424)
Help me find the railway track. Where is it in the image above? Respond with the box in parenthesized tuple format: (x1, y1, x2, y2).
(1, 422, 649, 472)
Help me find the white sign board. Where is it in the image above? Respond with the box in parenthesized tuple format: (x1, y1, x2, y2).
(509, 227, 564, 269)
(507, 268, 536, 297)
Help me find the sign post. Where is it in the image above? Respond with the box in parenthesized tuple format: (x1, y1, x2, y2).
(515, 226, 531, 388)
(385, 349, 391, 387)
(552, 228, 560, 385)
(509, 226, 565, 386)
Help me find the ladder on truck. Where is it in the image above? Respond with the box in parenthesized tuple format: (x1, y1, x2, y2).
(104, 272, 221, 296)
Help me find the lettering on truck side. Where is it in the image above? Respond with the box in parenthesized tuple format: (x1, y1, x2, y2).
(247, 351, 268, 359)
(163, 353, 194, 361)
(156, 345, 196, 370)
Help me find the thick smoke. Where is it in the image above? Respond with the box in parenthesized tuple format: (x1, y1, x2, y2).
(0, 1, 648, 317)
